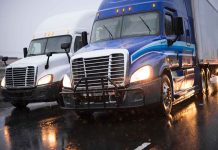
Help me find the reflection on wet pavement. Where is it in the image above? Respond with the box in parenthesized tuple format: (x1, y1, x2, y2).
(0, 93, 218, 150)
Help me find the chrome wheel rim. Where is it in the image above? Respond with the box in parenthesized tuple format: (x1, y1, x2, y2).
(162, 81, 172, 111)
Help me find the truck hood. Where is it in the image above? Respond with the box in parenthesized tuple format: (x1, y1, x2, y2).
(77, 36, 163, 55)
(6, 53, 70, 82)
(7, 54, 69, 68)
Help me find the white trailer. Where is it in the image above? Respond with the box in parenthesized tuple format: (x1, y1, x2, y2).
(192, 0, 218, 91)
(0, 10, 96, 108)
(192, 0, 218, 65)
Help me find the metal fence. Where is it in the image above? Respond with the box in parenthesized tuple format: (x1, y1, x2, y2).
(0, 61, 5, 80)
(0, 68, 4, 81)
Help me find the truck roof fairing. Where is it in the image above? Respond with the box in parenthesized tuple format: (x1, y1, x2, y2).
(33, 10, 96, 39)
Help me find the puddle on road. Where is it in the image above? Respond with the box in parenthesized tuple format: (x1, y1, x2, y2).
(0, 92, 218, 150)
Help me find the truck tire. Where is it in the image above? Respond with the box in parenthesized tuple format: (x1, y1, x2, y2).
(160, 75, 173, 116)
(206, 68, 211, 92)
(200, 69, 207, 95)
(199, 68, 211, 95)
(11, 101, 28, 109)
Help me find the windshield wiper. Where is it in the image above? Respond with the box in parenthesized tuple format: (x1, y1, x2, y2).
(103, 25, 114, 40)
(139, 16, 151, 35)
(28, 54, 38, 56)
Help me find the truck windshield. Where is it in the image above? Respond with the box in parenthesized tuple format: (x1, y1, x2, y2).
(91, 12, 159, 43)
(91, 17, 122, 42)
(28, 35, 72, 56)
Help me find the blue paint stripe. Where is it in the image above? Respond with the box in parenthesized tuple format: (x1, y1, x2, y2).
(131, 43, 195, 63)
(132, 45, 162, 61)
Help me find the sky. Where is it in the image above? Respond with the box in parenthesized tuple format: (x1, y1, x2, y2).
(0, 0, 102, 57)
(0, 0, 218, 58)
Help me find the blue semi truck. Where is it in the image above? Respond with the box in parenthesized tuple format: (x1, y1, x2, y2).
(61, 0, 218, 115)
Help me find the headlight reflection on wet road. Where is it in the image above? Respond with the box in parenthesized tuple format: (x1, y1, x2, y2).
(41, 125, 57, 150)
(0, 93, 218, 149)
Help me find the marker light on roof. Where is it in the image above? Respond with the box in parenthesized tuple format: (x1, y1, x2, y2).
(116, 9, 119, 13)
(122, 8, 125, 13)
(128, 7, 132, 11)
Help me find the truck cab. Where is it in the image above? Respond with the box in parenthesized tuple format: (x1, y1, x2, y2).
(1, 10, 96, 108)
(61, 0, 201, 115)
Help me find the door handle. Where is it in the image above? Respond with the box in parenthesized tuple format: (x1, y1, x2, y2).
(177, 50, 179, 60)
(186, 42, 191, 46)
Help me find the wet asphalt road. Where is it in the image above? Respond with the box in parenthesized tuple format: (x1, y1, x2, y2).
(0, 92, 218, 150)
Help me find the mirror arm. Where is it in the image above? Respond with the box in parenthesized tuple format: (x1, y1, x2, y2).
(3, 61, 7, 66)
(167, 35, 179, 46)
(64, 49, 70, 63)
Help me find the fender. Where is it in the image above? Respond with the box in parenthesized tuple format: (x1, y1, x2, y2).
(129, 50, 173, 79)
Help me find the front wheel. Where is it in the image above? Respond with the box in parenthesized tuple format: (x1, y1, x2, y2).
(160, 75, 173, 116)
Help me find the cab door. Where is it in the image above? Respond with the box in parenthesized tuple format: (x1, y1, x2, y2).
(164, 9, 186, 94)
(183, 19, 196, 90)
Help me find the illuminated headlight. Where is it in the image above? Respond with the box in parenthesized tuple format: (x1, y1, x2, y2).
(63, 74, 72, 88)
(130, 66, 153, 83)
(37, 74, 53, 86)
(1, 77, 5, 87)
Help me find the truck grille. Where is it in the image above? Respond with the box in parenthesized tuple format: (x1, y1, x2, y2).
(72, 53, 125, 89)
(5, 66, 36, 88)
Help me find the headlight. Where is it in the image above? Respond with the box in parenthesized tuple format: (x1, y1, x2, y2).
(130, 66, 153, 83)
(37, 74, 53, 86)
(63, 74, 72, 88)
(1, 77, 5, 87)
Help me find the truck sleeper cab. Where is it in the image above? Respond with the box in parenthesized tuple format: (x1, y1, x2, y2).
(0, 11, 96, 108)
(61, 0, 218, 115)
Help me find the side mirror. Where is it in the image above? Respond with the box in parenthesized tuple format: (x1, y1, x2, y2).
(2, 56, 8, 66)
(23, 47, 28, 58)
(174, 17, 184, 35)
(2, 56, 8, 62)
(81, 31, 88, 46)
(61, 43, 71, 64)
(61, 43, 71, 51)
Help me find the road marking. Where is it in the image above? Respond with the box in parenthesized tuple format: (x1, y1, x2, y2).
(135, 142, 151, 150)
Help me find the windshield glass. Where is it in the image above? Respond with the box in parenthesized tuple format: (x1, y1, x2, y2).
(28, 35, 72, 56)
(122, 12, 159, 37)
(91, 17, 122, 43)
(91, 12, 159, 43)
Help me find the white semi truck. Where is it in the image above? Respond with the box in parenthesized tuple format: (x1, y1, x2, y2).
(0, 10, 96, 108)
